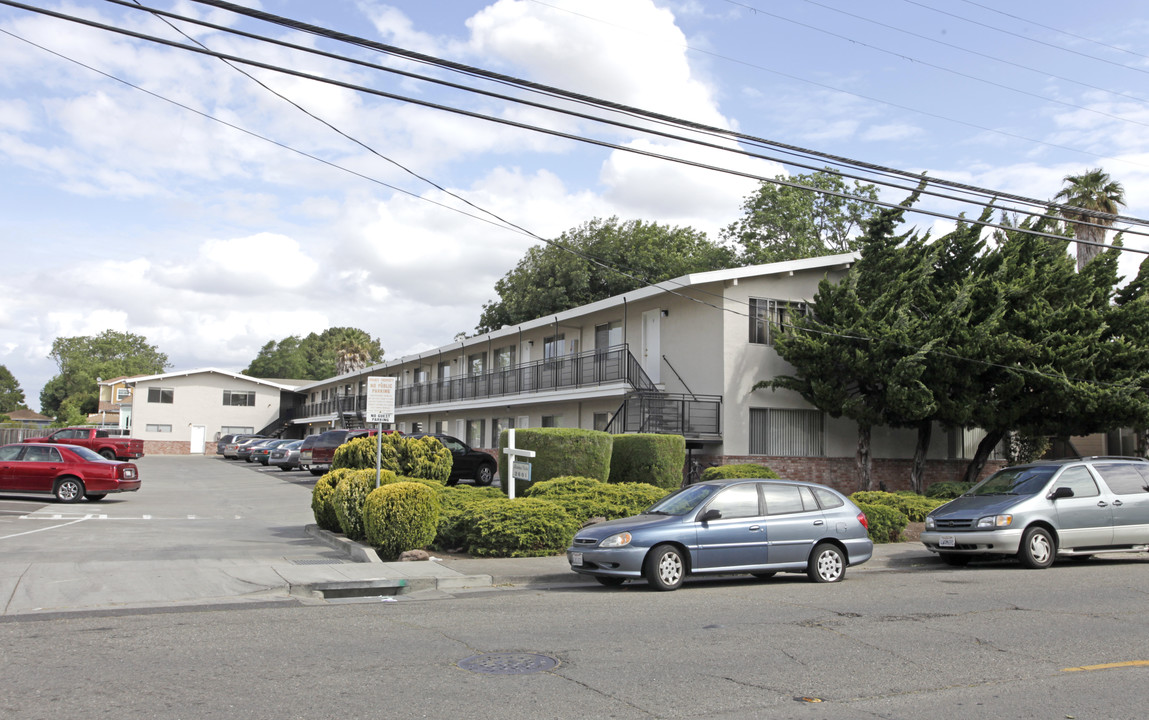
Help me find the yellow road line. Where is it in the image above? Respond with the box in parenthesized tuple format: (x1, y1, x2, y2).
(1062, 660, 1149, 672)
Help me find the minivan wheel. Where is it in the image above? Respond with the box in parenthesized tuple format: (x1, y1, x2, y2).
(807, 543, 845, 583)
(644, 544, 685, 591)
(1018, 526, 1055, 569)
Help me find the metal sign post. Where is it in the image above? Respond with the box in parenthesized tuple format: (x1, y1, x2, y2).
(365, 376, 396, 487)
(502, 428, 535, 499)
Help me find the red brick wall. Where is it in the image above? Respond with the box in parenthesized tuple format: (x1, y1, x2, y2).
(697, 455, 1005, 495)
(142, 440, 194, 455)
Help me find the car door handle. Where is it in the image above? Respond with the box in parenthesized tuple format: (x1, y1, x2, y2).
(749, 526, 762, 532)
(1097, 501, 1109, 507)
(813, 520, 824, 526)
(1112, 500, 1124, 507)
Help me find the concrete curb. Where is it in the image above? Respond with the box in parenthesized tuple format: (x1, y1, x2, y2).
(304, 524, 382, 563)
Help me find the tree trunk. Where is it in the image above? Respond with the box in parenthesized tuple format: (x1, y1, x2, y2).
(1137, 428, 1147, 459)
(855, 424, 873, 492)
(910, 420, 932, 494)
(1076, 224, 1104, 272)
(962, 428, 1005, 485)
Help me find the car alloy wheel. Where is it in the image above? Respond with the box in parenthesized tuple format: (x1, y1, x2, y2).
(475, 464, 495, 486)
(808, 543, 845, 583)
(54, 477, 84, 503)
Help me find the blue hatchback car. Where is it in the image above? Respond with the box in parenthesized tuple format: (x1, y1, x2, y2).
(567, 479, 873, 590)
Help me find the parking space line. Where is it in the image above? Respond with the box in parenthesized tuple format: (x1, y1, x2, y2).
(0, 516, 91, 540)
(1062, 660, 1149, 672)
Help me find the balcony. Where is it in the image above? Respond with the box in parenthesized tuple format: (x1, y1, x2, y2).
(606, 392, 722, 439)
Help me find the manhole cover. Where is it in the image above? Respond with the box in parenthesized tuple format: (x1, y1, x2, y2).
(458, 653, 558, 675)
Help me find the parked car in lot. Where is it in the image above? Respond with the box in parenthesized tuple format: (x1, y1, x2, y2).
(223, 435, 266, 459)
(921, 456, 1149, 568)
(237, 437, 283, 463)
(302, 429, 387, 476)
(269, 440, 304, 471)
(568, 478, 873, 590)
(0, 443, 141, 503)
(249, 439, 294, 465)
(22, 427, 144, 460)
(410, 433, 496, 486)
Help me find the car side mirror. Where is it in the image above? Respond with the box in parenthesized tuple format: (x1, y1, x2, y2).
(1049, 486, 1074, 500)
(699, 508, 721, 522)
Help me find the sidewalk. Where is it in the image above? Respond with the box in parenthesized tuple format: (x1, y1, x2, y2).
(0, 532, 936, 617)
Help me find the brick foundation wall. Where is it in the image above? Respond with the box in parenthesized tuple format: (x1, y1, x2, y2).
(698, 455, 1006, 495)
(142, 440, 196, 455)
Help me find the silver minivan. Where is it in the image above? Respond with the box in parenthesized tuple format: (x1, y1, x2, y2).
(921, 457, 1149, 568)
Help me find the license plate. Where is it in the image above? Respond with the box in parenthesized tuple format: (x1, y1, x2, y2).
(939, 535, 956, 548)
(571, 552, 583, 567)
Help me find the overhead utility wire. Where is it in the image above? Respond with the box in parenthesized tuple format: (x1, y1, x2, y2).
(901, 0, 1149, 76)
(100, 0, 1134, 238)
(14, 0, 1146, 253)
(179, 0, 1149, 226)
(956, 0, 1149, 62)
(796, 0, 1149, 106)
(718, 0, 1149, 130)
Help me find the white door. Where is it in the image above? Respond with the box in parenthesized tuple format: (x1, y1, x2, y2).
(641, 309, 662, 384)
(190, 425, 206, 454)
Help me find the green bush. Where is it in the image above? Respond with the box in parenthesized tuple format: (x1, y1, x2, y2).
(497, 428, 613, 496)
(463, 498, 581, 557)
(401, 435, 453, 482)
(856, 502, 909, 544)
(434, 485, 505, 551)
(331, 470, 379, 541)
(850, 491, 946, 522)
(363, 482, 442, 560)
(333, 435, 401, 473)
(925, 481, 973, 499)
(310, 474, 341, 532)
(700, 463, 780, 481)
(525, 475, 669, 524)
(608, 434, 686, 490)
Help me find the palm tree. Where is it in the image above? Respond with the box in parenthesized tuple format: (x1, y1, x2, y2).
(335, 341, 373, 376)
(1054, 168, 1125, 271)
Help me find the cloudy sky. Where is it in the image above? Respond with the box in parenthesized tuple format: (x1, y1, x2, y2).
(3, 0, 1149, 412)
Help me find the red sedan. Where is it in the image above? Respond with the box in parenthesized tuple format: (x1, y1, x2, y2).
(0, 443, 141, 503)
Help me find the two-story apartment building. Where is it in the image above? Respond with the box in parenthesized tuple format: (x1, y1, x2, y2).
(289, 254, 989, 489)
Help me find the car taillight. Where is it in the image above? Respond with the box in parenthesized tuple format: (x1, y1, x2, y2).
(857, 512, 869, 530)
(123, 468, 136, 479)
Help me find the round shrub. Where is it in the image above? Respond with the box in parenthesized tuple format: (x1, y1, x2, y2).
(333, 435, 402, 473)
(400, 435, 453, 482)
(856, 502, 909, 544)
(434, 485, 505, 551)
(608, 434, 686, 490)
(311, 473, 341, 532)
(331, 470, 378, 541)
(850, 491, 946, 522)
(363, 482, 442, 560)
(464, 498, 581, 558)
(925, 481, 973, 499)
(700, 463, 780, 481)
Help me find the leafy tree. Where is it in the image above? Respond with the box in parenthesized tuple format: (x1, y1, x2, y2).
(40, 330, 169, 418)
(476, 217, 735, 332)
(1054, 168, 1126, 271)
(722, 169, 882, 264)
(243, 327, 383, 380)
(1112, 255, 1149, 457)
(0, 365, 25, 413)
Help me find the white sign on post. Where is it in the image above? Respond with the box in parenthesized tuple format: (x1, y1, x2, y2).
(502, 428, 535, 500)
(365, 376, 396, 424)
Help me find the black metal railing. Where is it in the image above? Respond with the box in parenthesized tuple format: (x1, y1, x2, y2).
(604, 392, 722, 437)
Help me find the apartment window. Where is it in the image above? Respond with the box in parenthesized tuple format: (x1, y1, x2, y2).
(221, 426, 253, 435)
(468, 352, 487, 376)
(749, 408, 824, 457)
(438, 361, 451, 381)
(593, 412, 610, 432)
(594, 321, 622, 350)
(493, 346, 516, 371)
(434, 421, 445, 434)
(466, 419, 485, 448)
(749, 298, 807, 345)
(492, 417, 515, 447)
(543, 334, 565, 359)
(413, 368, 428, 383)
(223, 390, 256, 406)
(116, 388, 131, 402)
(541, 415, 561, 428)
(147, 387, 174, 404)
(146, 424, 173, 433)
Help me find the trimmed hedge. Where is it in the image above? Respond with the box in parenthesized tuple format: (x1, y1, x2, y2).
(925, 481, 974, 499)
(463, 497, 581, 558)
(497, 428, 613, 496)
(524, 475, 669, 524)
(855, 502, 909, 544)
(434, 485, 506, 551)
(608, 434, 686, 490)
(333, 436, 401, 473)
(331, 470, 379, 541)
(363, 482, 442, 560)
(850, 491, 947, 522)
(400, 435, 453, 483)
(310, 473, 341, 532)
(700, 463, 780, 481)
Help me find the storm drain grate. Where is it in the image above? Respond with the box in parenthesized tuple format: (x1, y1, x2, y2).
(457, 653, 558, 675)
(289, 558, 349, 566)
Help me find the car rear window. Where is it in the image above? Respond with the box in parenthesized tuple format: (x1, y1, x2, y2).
(1094, 463, 1149, 495)
(812, 487, 844, 509)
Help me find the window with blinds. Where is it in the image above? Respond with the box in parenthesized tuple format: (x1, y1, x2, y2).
(749, 408, 824, 457)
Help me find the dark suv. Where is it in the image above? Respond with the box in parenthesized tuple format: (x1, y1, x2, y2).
(302, 429, 381, 476)
(412, 434, 497, 486)
(921, 456, 1149, 568)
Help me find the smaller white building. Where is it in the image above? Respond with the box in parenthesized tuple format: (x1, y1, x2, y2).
(128, 369, 303, 454)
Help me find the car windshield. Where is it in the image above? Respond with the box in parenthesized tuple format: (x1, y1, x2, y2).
(969, 465, 1058, 496)
(645, 484, 721, 515)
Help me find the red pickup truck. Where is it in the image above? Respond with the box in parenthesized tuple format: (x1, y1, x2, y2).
(24, 427, 145, 461)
